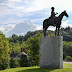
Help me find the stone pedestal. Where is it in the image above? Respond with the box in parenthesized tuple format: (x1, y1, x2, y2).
(39, 36, 63, 69)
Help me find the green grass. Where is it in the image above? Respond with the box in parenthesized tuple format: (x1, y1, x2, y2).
(63, 63, 72, 66)
(0, 63, 72, 72)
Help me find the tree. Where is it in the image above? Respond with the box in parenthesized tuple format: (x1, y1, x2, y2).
(48, 33, 55, 37)
(0, 34, 10, 70)
(9, 42, 21, 53)
(9, 57, 20, 68)
(63, 41, 72, 60)
(26, 32, 44, 66)
(64, 26, 70, 31)
(18, 35, 24, 43)
(0, 58, 9, 70)
(65, 56, 72, 61)
(9, 34, 18, 43)
(19, 55, 29, 67)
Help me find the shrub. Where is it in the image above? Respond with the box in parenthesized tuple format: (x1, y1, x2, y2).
(19, 54, 29, 67)
(9, 57, 20, 68)
(0, 58, 9, 70)
(65, 56, 72, 61)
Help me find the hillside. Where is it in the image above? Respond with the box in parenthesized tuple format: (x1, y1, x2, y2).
(9, 26, 72, 43)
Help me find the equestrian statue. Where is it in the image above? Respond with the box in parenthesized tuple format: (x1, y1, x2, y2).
(43, 7, 69, 37)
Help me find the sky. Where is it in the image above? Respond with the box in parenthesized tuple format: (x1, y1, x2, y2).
(0, 0, 72, 37)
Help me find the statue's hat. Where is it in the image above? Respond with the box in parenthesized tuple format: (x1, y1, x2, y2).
(51, 7, 55, 9)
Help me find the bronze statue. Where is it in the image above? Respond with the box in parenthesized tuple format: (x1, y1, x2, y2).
(43, 7, 69, 37)
(49, 7, 58, 26)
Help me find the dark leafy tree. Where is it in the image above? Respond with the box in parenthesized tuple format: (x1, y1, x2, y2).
(26, 32, 44, 66)
(0, 33, 10, 70)
(19, 55, 29, 67)
(9, 57, 20, 68)
(9, 34, 18, 43)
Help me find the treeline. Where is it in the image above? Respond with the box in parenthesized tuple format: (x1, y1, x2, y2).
(61, 26, 72, 41)
(0, 34, 9, 70)
(9, 30, 53, 43)
(9, 26, 72, 43)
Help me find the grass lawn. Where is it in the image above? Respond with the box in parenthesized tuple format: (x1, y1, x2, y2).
(0, 63, 72, 72)
(63, 63, 72, 66)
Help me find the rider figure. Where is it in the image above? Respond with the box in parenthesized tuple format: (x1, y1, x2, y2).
(50, 7, 58, 26)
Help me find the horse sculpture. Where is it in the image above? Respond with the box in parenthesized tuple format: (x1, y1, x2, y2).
(43, 10, 69, 37)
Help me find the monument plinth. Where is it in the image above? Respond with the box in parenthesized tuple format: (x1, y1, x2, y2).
(39, 36, 63, 69)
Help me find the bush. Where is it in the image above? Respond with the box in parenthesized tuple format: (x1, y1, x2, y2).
(26, 32, 44, 66)
(9, 57, 20, 68)
(65, 56, 72, 61)
(63, 41, 72, 60)
(0, 58, 9, 70)
(19, 54, 29, 67)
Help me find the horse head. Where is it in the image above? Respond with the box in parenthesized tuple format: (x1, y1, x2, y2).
(64, 10, 69, 17)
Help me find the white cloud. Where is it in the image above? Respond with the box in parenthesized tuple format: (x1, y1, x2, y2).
(0, 20, 42, 37)
(8, 0, 21, 2)
(0, 0, 71, 17)
(4, 24, 16, 33)
(0, 25, 5, 32)
(61, 20, 72, 28)
(25, 0, 72, 12)
(0, 24, 15, 36)
(46, 26, 57, 31)
(0, 0, 31, 17)
(0, 0, 71, 18)
(31, 18, 44, 23)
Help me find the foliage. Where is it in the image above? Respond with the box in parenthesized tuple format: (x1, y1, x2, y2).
(18, 35, 24, 43)
(0, 58, 9, 70)
(61, 26, 72, 41)
(0, 34, 10, 70)
(9, 42, 21, 53)
(19, 55, 29, 67)
(9, 34, 19, 43)
(26, 32, 44, 66)
(9, 57, 20, 68)
(65, 56, 72, 61)
(48, 33, 55, 37)
(63, 41, 72, 60)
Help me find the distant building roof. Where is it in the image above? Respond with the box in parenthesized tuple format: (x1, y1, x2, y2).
(10, 52, 28, 58)
(18, 52, 28, 56)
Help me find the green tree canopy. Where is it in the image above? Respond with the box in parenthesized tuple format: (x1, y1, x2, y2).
(0, 34, 10, 70)
(26, 32, 44, 66)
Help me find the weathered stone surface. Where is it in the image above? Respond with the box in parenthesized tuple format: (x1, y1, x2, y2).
(39, 36, 63, 69)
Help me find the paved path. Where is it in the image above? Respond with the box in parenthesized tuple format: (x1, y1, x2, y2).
(64, 65, 72, 67)
(63, 61, 72, 64)
(63, 61, 72, 67)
